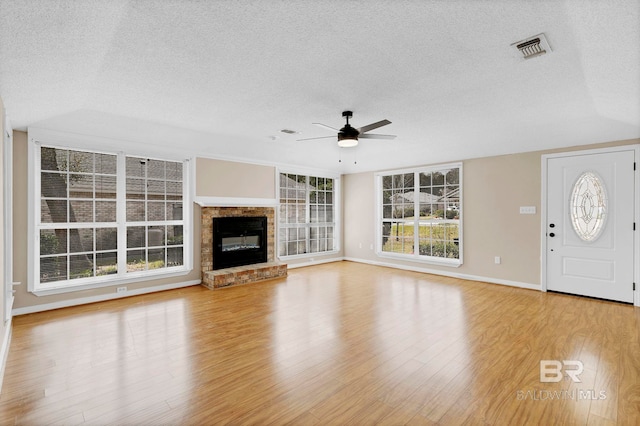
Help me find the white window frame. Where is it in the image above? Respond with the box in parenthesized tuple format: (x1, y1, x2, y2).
(276, 168, 341, 259)
(28, 129, 193, 296)
(375, 162, 463, 267)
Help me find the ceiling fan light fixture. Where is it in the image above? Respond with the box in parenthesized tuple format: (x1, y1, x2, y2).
(337, 121, 360, 147)
(337, 136, 358, 147)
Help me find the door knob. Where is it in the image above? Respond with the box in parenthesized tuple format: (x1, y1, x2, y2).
(549, 232, 555, 237)
(549, 223, 555, 228)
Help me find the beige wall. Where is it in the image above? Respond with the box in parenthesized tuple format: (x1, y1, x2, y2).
(12, 131, 202, 311)
(196, 157, 275, 198)
(343, 138, 640, 286)
(12, 120, 637, 310)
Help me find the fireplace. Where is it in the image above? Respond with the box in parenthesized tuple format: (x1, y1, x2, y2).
(212, 216, 268, 270)
(201, 207, 286, 289)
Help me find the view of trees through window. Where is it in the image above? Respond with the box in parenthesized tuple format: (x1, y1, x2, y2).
(38, 146, 185, 288)
(278, 173, 335, 257)
(380, 166, 461, 260)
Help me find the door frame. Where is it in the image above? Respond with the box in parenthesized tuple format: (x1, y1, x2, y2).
(540, 145, 640, 307)
(2, 114, 13, 321)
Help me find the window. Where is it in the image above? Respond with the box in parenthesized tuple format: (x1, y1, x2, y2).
(278, 173, 337, 257)
(34, 143, 189, 293)
(125, 157, 185, 272)
(377, 163, 462, 266)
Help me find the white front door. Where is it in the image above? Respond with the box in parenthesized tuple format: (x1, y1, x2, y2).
(545, 149, 635, 303)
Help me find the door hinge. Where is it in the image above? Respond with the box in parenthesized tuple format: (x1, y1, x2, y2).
(634, 282, 636, 291)
(634, 223, 636, 231)
(634, 162, 637, 171)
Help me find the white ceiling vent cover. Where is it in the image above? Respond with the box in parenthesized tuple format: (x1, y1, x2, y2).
(511, 33, 552, 60)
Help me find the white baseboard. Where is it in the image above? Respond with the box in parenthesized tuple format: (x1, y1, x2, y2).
(287, 257, 343, 269)
(12, 280, 201, 316)
(343, 257, 541, 291)
(0, 319, 12, 394)
(12, 258, 541, 316)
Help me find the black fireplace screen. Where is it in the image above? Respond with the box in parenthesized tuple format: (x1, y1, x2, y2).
(212, 216, 267, 269)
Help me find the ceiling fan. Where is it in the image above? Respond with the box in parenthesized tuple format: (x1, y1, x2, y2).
(297, 111, 396, 147)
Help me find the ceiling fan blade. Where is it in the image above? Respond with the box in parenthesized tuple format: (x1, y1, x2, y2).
(296, 135, 337, 141)
(359, 134, 397, 140)
(358, 119, 391, 134)
(313, 123, 340, 132)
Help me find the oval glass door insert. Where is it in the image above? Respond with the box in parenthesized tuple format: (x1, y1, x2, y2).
(570, 171, 607, 241)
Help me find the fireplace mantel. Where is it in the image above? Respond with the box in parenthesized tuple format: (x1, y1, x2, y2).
(194, 196, 277, 208)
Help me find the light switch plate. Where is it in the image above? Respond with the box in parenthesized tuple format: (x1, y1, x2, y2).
(520, 206, 536, 214)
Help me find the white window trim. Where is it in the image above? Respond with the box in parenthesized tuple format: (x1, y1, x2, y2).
(28, 129, 193, 296)
(374, 162, 463, 267)
(276, 168, 341, 259)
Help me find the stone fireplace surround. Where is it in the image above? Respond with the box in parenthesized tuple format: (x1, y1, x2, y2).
(200, 206, 287, 289)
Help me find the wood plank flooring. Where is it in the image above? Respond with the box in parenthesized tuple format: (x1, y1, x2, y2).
(1, 261, 639, 425)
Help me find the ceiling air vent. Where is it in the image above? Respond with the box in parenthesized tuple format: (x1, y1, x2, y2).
(511, 33, 551, 60)
(280, 129, 298, 134)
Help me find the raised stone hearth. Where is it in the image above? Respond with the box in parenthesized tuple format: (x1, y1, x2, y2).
(202, 262, 288, 289)
(200, 206, 287, 289)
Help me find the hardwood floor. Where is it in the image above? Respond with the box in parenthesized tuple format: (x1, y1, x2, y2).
(1, 261, 639, 425)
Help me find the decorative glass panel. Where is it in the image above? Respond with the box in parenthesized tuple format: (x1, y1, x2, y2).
(570, 171, 607, 242)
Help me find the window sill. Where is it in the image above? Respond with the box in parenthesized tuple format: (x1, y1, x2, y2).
(376, 251, 462, 268)
(31, 267, 192, 296)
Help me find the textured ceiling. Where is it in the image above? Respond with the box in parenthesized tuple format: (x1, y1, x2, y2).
(1, 0, 639, 173)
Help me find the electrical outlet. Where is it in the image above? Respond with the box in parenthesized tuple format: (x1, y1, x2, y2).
(116, 286, 127, 293)
(495, 256, 501, 264)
